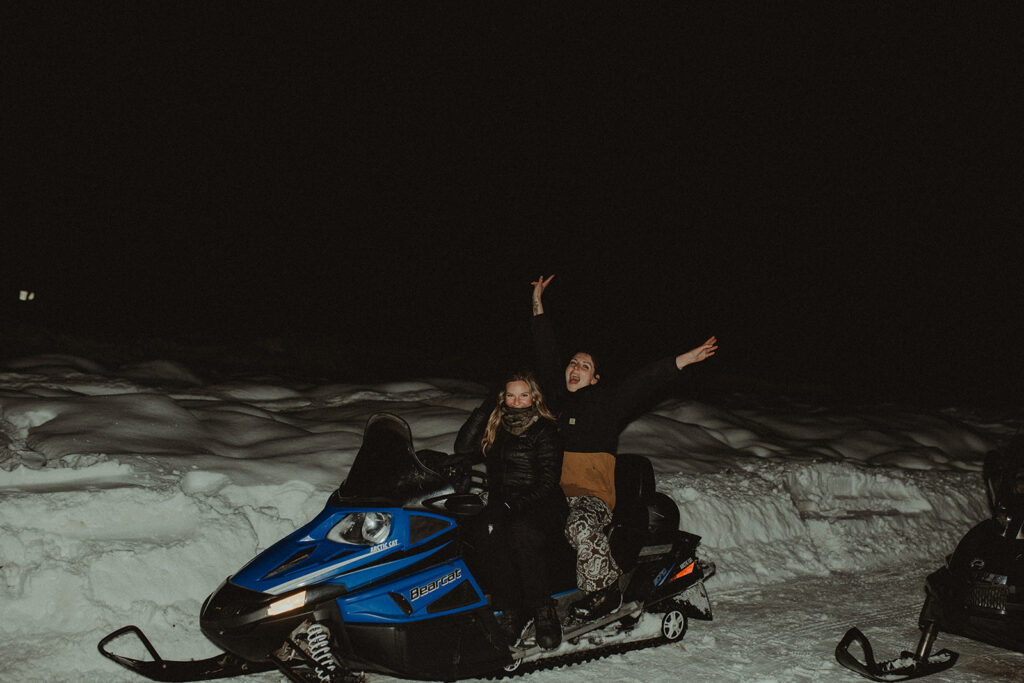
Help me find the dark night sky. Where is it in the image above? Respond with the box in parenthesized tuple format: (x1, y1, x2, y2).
(3, 4, 1022, 405)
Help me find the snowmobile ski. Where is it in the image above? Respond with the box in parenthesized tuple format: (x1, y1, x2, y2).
(834, 625, 957, 682)
(98, 625, 275, 681)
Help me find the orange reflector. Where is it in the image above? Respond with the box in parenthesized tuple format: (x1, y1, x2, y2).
(672, 561, 695, 581)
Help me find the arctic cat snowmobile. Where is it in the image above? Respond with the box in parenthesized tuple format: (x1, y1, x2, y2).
(835, 437, 1024, 681)
(99, 412, 715, 682)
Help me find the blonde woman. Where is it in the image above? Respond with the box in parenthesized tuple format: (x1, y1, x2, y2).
(454, 372, 567, 650)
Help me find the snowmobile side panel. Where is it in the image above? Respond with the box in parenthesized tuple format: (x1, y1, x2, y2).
(339, 607, 511, 680)
(338, 558, 486, 623)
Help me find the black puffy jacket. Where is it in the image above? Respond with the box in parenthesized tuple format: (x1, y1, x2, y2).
(455, 401, 567, 518)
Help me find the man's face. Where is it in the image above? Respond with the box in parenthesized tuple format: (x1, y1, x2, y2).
(565, 353, 599, 392)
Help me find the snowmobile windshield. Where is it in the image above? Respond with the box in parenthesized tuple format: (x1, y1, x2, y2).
(333, 413, 448, 507)
(985, 439, 1024, 516)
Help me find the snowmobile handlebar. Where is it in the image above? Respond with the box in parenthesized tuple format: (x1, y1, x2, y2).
(422, 491, 487, 517)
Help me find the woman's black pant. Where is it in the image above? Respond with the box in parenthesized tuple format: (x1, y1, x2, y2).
(470, 511, 564, 613)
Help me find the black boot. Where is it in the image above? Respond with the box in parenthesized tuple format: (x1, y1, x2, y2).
(496, 608, 527, 644)
(533, 604, 562, 650)
(570, 583, 622, 621)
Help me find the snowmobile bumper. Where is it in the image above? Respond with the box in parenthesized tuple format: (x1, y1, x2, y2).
(199, 579, 347, 663)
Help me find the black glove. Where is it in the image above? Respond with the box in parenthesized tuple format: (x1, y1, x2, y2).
(481, 500, 511, 529)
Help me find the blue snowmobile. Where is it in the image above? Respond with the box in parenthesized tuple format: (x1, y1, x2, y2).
(835, 437, 1024, 681)
(99, 412, 715, 682)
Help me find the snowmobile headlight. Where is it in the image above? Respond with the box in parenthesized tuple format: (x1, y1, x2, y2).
(267, 590, 307, 616)
(327, 512, 393, 545)
(994, 508, 1011, 532)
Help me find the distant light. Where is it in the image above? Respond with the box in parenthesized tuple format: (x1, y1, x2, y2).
(19, 290, 36, 301)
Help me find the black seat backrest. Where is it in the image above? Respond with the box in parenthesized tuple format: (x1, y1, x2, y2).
(608, 454, 657, 572)
(614, 453, 655, 511)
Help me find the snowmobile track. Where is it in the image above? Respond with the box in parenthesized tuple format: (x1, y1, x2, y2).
(486, 635, 667, 679)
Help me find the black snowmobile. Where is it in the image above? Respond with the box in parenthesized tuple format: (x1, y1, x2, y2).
(99, 412, 715, 682)
(835, 436, 1024, 681)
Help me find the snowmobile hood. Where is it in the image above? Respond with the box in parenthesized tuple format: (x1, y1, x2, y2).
(230, 505, 457, 596)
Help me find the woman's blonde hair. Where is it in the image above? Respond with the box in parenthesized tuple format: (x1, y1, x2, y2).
(480, 372, 556, 455)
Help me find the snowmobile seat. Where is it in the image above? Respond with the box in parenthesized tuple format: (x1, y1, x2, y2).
(608, 453, 657, 571)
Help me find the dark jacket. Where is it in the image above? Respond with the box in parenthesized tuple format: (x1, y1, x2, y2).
(455, 401, 567, 519)
(532, 312, 681, 455)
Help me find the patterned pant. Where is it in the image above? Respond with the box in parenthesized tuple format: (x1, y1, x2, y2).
(564, 495, 621, 593)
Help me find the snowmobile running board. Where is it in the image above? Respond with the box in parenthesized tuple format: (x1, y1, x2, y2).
(509, 571, 715, 666)
(98, 625, 275, 681)
(834, 625, 958, 682)
(509, 599, 646, 660)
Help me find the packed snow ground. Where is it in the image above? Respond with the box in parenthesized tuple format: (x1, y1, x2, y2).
(1, 354, 1021, 682)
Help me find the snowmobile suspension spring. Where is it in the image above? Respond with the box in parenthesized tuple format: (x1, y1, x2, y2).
(306, 623, 338, 682)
